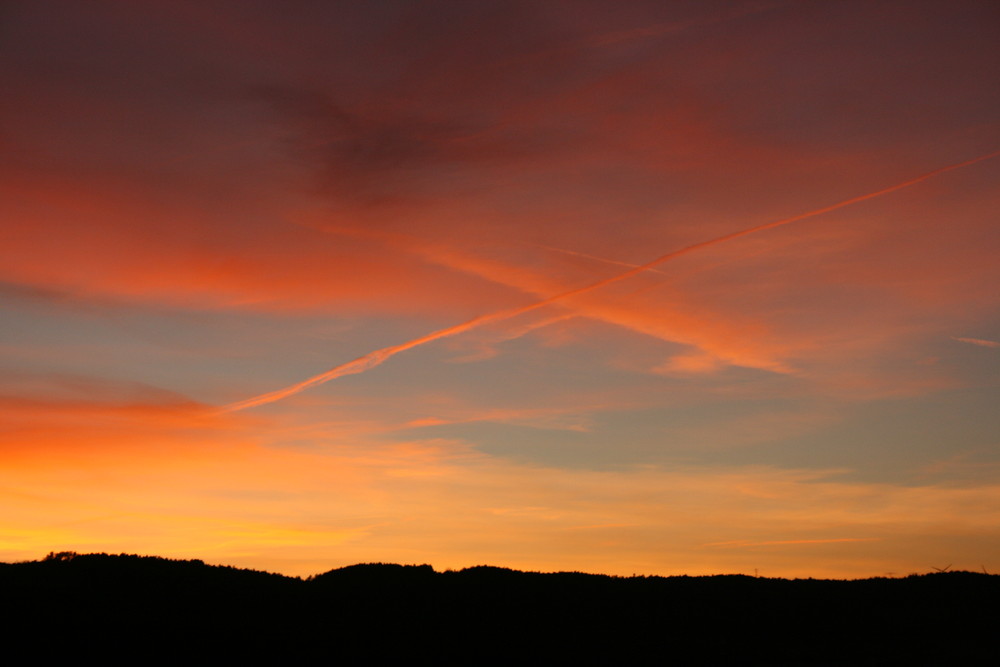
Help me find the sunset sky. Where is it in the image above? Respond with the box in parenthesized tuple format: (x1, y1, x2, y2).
(2, 0, 999, 579)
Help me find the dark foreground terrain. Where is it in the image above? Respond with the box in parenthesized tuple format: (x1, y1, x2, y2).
(2, 552, 995, 664)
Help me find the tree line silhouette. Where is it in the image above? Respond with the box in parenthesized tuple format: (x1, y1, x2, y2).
(1, 552, 995, 663)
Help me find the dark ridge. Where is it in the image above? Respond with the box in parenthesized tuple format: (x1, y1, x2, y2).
(310, 561, 436, 582)
(2, 552, 996, 663)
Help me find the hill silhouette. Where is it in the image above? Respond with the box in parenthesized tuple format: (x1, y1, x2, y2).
(1, 552, 995, 663)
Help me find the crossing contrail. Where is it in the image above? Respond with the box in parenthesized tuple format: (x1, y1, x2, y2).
(525, 242, 667, 275)
(223, 149, 1000, 412)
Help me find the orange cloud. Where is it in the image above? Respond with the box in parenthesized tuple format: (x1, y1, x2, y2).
(403, 404, 596, 433)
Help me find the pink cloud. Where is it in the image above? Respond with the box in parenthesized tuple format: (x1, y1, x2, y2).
(953, 337, 1000, 349)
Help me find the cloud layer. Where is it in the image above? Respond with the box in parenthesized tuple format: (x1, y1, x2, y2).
(2, 0, 999, 577)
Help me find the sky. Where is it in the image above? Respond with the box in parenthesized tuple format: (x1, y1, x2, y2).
(2, 0, 999, 579)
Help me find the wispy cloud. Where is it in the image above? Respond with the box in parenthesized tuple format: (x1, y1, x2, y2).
(524, 242, 667, 275)
(445, 313, 577, 363)
(403, 404, 596, 433)
(586, 1, 787, 48)
(953, 337, 1000, 348)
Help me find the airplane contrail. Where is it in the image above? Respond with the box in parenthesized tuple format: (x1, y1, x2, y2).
(223, 149, 1000, 412)
(524, 241, 667, 275)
